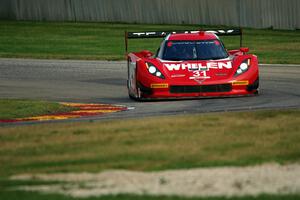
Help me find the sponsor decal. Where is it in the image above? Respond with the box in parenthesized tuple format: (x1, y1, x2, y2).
(164, 61, 232, 71)
(189, 71, 210, 80)
(164, 61, 232, 82)
(150, 83, 169, 88)
(231, 80, 249, 85)
(215, 72, 228, 76)
(206, 30, 235, 34)
(132, 32, 163, 37)
(130, 29, 237, 38)
(171, 74, 186, 78)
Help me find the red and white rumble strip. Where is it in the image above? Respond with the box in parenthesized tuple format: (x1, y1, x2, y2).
(0, 103, 128, 123)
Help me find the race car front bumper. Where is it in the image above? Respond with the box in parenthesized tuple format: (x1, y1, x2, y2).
(137, 78, 259, 99)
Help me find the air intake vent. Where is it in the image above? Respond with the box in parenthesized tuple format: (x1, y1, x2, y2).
(170, 84, 232, 93)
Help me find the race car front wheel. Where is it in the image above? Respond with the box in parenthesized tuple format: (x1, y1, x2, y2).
(247, 77, 259, 94)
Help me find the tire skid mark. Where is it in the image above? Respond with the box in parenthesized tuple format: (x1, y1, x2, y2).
(0, 102, 129, 123)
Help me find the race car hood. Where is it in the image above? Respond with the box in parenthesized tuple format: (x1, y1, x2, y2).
(158, 59, 236, 84)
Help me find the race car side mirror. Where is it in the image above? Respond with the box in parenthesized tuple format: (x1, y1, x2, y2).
(140, 50, 153, 57)
(240, 47, 249, 54)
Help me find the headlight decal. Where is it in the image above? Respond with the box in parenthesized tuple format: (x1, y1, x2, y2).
(235, 59, 250, 76)
(146, 62, 165, 79)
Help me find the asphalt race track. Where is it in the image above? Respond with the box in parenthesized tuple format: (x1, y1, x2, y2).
(1, 58, 300, 123)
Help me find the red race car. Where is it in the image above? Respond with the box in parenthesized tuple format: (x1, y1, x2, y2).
(125, 29, 259, 100)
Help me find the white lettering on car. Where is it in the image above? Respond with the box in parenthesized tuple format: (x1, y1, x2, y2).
(164, 63, 182, 71)
(132, 32, 156, 36)
(131, 30, 236, 38)
(218, 61, 232, 69)
(207, 62, 218, 69)
(164, 61, 232, 71)
(189, 71, 211, 83)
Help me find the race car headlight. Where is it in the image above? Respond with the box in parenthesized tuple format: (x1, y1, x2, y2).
(146, 62, 165, 79)
(235, 59, 250, 76)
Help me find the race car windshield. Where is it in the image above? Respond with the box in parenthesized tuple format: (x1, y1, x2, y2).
(162, 40, 228, 61)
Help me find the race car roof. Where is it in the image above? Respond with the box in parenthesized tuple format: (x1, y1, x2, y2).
(166, 32, 218, 41)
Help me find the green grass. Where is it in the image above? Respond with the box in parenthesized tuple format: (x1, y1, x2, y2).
(1, 180, 300, 199)
(1, 109, 300, 199)
(0, 21, 299, 63)
(0, 99, 76, 119)
(1, 189, 300, 200)
(0, 109, 299, 178)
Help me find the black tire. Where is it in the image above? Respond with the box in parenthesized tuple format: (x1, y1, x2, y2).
(128, 92, 137, 100)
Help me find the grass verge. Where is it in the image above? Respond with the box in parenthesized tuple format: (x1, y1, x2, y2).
(1, 189, 300, 200)
(1, 179, 300, 199)
(0, 99, 75, 119)
(0, 109, 299, 178)
(0, 21, 299, 64)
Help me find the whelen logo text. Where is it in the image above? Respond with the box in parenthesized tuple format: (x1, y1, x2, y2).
(164, 61, 232, 71)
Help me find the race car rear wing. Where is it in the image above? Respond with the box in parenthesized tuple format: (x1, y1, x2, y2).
(125, 28, 243, 54)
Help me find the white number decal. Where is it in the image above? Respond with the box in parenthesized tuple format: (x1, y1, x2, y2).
(190, 70, 210, 80)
